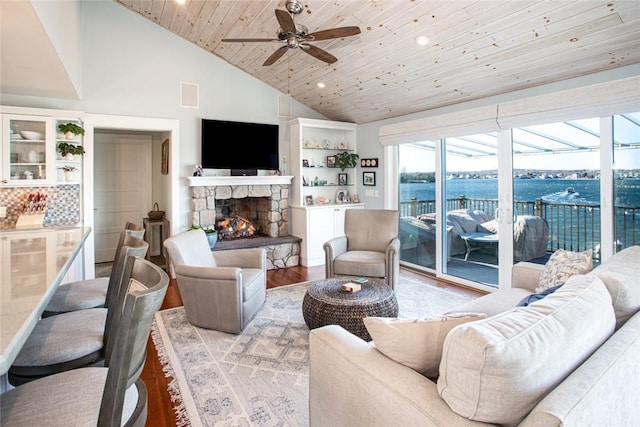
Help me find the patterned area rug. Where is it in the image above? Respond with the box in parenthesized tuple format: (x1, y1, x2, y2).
(151, 278, 477, 426)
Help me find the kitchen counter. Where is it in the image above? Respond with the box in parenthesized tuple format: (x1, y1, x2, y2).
(0, 226, 91, 375)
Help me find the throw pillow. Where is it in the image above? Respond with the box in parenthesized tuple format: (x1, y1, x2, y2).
(364, 313, 486, 379)
(517, 283, 564, 307)
(536, 249, 593, 292)
(437, 274, 615, 424)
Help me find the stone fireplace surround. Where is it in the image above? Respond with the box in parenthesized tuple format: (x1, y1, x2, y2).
(187, 176, 299, 269)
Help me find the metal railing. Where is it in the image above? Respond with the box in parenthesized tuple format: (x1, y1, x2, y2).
(400, 196, 639, 254)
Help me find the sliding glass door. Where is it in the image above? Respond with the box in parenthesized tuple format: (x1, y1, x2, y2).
(612, 112, 640, 251)
(398, 143, 437, 269)
(394, 111, 639, 291)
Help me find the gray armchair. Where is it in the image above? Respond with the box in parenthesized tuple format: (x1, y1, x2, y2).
(324, 209, 400, 290)
(163, 228, 266, 333)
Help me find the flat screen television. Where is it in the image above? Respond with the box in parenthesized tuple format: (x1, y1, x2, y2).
(201, 119, 279, 173)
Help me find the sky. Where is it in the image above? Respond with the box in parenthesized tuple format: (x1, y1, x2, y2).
(399, 114, 640, 173)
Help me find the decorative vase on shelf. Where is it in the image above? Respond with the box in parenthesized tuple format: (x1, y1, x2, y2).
(65, 131, 74, 140)
(64, 171, 73, 182)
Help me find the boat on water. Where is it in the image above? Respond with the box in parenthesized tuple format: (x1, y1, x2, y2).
(566, 187, 576, 193)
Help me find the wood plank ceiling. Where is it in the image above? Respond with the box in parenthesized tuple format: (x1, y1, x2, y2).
(115, 0, 640, 124)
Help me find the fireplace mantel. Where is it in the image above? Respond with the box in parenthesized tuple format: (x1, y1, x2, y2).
(187, 175, 293, 187)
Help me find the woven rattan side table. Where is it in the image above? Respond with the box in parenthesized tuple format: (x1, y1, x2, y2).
(302, 278, 398, 341)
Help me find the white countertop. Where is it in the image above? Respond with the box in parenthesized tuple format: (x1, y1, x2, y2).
(0, 226, 91, 374)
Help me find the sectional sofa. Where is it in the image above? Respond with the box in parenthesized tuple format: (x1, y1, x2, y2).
(309, 245, 640, 426)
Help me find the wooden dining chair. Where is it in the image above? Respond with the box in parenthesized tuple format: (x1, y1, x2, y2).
(0, 256, 169, 427)
(43, 222, 146, 317)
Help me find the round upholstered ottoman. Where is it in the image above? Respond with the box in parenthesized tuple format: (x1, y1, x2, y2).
(302, 278, 398, 341)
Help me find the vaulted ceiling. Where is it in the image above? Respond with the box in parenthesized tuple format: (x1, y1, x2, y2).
(115, 0, 640, 124)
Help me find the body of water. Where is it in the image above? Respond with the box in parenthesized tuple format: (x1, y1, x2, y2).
(400, 178, 640, 207)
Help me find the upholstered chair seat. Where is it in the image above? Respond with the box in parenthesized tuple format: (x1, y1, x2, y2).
(1, 257, 169, 427)
(324, 209, 400, 290)
(8, 239, 149, 386)
(43, 222, 146, 317)
(164, 228, 267, 333)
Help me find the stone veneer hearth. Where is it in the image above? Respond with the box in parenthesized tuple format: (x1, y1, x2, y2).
(187, 176, 298, 269)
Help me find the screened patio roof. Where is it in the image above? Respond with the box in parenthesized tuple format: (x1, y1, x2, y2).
(412, 112, 640, 158)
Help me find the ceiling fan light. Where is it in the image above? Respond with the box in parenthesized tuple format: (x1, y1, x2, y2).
(415, 35, 430, 46)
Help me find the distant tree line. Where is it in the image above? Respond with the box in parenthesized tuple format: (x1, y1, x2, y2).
(400, 172, 436, 183)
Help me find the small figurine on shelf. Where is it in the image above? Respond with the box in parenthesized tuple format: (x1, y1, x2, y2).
(193, 164, 204, 176)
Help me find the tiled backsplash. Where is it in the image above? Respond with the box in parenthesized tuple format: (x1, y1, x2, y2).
(0, 185, 81, 227)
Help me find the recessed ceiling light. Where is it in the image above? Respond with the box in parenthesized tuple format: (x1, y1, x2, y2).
(175, 0, 186, 4)
(317, 82, 326, 88)
(415, 35, 430, 46)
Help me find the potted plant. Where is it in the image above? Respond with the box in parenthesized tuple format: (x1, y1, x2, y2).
(334, 151, 359, 171)
(58, 142, 86, 160)
(58, 122, 85, 140)
(60, 165, 78, 182)
(191, 225, 218, 249)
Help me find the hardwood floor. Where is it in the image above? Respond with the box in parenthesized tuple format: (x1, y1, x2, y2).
(142, 265, 481, 426)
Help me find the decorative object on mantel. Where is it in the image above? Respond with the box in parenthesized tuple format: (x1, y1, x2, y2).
(360, 158, 378, 167)
(334, 151, 359, 171)
(16, 191, 47, 228)
(57, 122, 85, 140)
(57, 142, 85, 160)
(148, 202, 165, 220)
(193, 164, 203, 177)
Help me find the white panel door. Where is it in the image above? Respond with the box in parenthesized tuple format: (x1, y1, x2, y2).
(93, 133, 152, 263)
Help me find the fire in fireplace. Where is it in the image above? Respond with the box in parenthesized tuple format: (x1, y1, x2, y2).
(218, 215, 257, 240)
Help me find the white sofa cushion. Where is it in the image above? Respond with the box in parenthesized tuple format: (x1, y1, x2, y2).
(364, 313, 486, 378)
(536, 249, 593, 292)
(590, 245, 640, 329)
(437, 274, 615, 424)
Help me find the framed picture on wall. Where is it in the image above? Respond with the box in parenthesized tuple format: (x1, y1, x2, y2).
(161, 139, 169, 174)
(363, 171, 376, 186)
(305, 195, 314, 206)
(326, 156, 336, 168)
(338, 173, 347, 185)
(302, 159, 309, 167)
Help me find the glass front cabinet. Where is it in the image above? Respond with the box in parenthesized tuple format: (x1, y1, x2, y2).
(1, 108, 84, 186)
(1, 114, 54, 184)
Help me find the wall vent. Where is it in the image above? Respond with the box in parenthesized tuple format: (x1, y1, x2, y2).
(180, 82, 199, 108)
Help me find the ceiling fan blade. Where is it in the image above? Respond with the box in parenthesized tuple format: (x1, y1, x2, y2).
(222, 38, 280, 43)
(263, 45, 289, 66)
(307, 26, 361, 41)
(300, 44, 337, 64)
(275, 9, 296, 34)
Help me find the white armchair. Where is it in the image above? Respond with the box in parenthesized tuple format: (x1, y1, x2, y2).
(163, 229, 266, 334)
(324, 209, 400, 290)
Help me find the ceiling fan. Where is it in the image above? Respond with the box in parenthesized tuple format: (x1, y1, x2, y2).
(222, 0, 361, 66)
